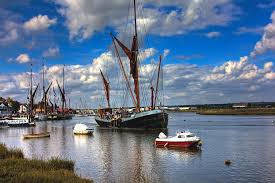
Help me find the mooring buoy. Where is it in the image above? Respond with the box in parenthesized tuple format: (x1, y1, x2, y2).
(224, 160, 231, 165)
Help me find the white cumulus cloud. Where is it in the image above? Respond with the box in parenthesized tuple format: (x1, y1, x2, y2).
(54, 0, 240, 40)
(16, 54, 31, 64)
(251, 10, 275, 57)
(23, 14, 57, 31)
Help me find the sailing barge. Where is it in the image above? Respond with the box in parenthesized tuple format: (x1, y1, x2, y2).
(95, 0, 168, 129)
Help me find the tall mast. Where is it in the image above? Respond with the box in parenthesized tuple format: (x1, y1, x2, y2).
(150, 86, 154, 109)
(154, 55, 162, 108)
(42, 62, 47, 114)
(133, 0, 140, 112)
(42, 62, 45, 96)
(134, 0, 138, 38)
(62, 65, 65, 113)
(30, 63, 33, 117)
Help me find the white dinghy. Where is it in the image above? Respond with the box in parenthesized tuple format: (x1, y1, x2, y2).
(73, 124, 94, 135)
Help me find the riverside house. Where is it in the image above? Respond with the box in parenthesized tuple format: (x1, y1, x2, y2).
(0, 103, 12, 116)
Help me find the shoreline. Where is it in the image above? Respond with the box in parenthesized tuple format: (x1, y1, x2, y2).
(168, 108, 275, 115)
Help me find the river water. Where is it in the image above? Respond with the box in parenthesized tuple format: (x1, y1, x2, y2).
(1, 112, 275, 183)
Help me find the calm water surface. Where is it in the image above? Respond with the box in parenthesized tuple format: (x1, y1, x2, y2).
(1, 112, 275, 183)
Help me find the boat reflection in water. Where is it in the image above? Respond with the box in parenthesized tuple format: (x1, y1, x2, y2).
(73, 135, 90, 148)
(93, 128, 168, 183)
(156, 147, 201, 162)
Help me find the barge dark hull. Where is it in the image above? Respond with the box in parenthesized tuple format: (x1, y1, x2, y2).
(95, 110, 168, 129)
(48, 114, 73, 120)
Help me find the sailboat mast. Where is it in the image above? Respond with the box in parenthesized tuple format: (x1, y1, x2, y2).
(150, 86, 154, 109)
(42, 62, 47, 114)
(42, 63, 45, 95)
(30, 63, 33, 117)
(154, 55, 162, 108)
(62, 65, 65, 113)
(133, 0, 140, 112)
(134, 0, 138, 38)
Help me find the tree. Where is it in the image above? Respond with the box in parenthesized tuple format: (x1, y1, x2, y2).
(5, 97, 20, 112)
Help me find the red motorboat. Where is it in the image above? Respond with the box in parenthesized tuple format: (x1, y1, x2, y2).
(155, 131, 202, 148)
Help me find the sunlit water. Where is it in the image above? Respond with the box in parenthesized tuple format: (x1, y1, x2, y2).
(1, 112, 275, 183)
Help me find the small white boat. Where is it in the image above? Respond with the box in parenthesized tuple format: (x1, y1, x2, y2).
(4, 118, 35, 127)
(73, 124, 94, 135)
(155, 131, 202, 148)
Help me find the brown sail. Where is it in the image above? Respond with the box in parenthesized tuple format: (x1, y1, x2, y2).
(100, 69, 110, 108)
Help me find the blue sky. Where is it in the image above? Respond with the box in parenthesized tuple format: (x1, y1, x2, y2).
(1, 0, 275, 107)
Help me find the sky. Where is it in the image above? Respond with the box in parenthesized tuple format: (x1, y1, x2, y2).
(1, 0, 275, 108)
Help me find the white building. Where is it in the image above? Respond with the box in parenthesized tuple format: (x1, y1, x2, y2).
(232, 103, 248, 108)
(179, 107, 191, 110)
(19, 104, 28, 114)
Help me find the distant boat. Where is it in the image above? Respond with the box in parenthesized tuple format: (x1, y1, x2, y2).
(48, 113, 73, 120)
(155, 131, 202, 148)
(73, 124, 94, 135)
(23, 132, 50, 139)
(75, 114, 89, 117)
(4, 117, 35, 127)
(54, 65, 73, 120)
(5, 64, 37, 127)
(0, 120, 8, 128)
(35, 62, 51, 121)
(35, 113, 48, 121)
(95, 0, 168, 129)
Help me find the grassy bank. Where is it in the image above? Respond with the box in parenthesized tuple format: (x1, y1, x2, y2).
(0, 144, 92, 183)
(197, 108, 275, 115)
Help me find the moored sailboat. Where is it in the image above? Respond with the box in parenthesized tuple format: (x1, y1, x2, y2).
(95, 0, 168, 129)
(49, 65, 73, 120)
(6, 63, 37, 127)
(36, 63, 51, 121)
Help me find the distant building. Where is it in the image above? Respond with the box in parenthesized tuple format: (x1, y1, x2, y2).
(19, 104, 28, 114)
(232, 103, 248, 108)
(179, 107, 191, 110)
(0, 103, 12, 116)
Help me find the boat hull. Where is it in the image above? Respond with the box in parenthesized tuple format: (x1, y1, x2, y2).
(73, 130, 93, 135)
(95, 110, 168, 129)
(23, 132, 50, 139)
(6, 120, 35, 127)
(38, 114, 48, 121)
(155, 140, 201, 148)
(48, 114, 73, 120)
